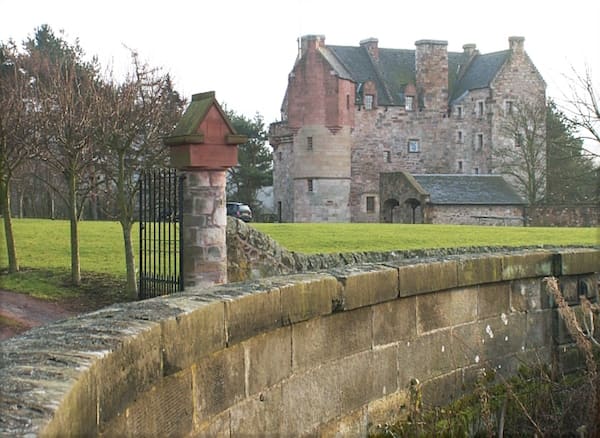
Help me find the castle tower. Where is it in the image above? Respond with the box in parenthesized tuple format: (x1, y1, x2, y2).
(270, 35, 354, 222)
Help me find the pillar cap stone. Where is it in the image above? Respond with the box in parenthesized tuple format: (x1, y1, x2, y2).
(164, 91, 247, 170)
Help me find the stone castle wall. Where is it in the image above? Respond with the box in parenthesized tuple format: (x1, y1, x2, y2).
(526, 204, 600, 227)
(2, 247, 598, 436)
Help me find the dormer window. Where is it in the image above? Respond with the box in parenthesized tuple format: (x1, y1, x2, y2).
(405, 96, 414, 111)
(364, 94, 374, 110)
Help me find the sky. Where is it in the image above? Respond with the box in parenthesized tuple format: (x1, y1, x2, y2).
(1, 0, 599, 127)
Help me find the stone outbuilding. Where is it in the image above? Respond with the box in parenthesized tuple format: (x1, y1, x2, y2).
(379, 172, 526, 225)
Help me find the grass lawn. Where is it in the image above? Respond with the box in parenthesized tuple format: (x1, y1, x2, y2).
(252, 223, 599, 254)
(1, 218, 598, 300)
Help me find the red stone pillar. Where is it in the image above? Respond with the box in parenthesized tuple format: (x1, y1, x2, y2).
(164, 91, 246, 289)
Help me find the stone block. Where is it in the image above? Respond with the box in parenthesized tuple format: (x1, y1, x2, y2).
(229, 386, 283, 436)
(280, 364, 342, 435)
(244, 326, 292, 396)
(319, 406, 368, 438)
(510, 278, 549, 311)
(457, 255, 503, 286)
(421, 369, 468, 407)
(333, 265, 398, 310)
(95, 324, 163, 426)
(194, 411, 231, 437)
(278, 273, 337, 324)
(160, 298, 226, 375)
(224, 287, 282, 345)
(557, 248, 600, 275)
(337, 348, 398, 414)
(373, 296, 416, 346)
(478, 283, 510, 319)
(555, 343, 586, 374)
(501, 252, 554, 280)
(193, 344, 245, 420)
(416, 288, 477, 334)
(398, 330, 454, 384)
(110, 370, 193, 437)
(558, 276, 580, 304)
(398, 260, 458, 297)
(292, 307, 371, 372)
(525, 310, 553, 350)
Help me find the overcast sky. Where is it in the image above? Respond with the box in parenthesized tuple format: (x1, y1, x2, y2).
(2, 0, 599, 126)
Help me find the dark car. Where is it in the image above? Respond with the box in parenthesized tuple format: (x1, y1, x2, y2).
(226, 202, 253, 222)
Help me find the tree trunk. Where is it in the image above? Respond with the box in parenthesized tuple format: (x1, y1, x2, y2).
(121, 220, 138, 300)
(68, 173, 81, 285)
(1, 179, 19, 273)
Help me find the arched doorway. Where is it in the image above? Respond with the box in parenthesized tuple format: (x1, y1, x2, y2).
(382, 199, 400, 223)
(405, 198, 421, 224)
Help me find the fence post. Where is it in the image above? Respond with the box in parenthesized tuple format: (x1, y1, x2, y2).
(164, 91, 246, 289)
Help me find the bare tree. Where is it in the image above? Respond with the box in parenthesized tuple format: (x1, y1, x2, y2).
(562, 66, 600, 158)
(492, 99, 547, 205)
(26, 26, 101, 285)
(0, 41, 38, 273)
(94, 51, 185, 298)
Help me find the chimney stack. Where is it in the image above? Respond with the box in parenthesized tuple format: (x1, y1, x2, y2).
(360, 37, 379, 61)
(509, 36, 525, 54)
(299, 35, 326, 58)
(415, 39, 449, 113)
(462, 43, 477, 57)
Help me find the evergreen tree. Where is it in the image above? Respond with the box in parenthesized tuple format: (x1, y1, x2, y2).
(546, 100, 599, 203)
(225, 110, 273, 216)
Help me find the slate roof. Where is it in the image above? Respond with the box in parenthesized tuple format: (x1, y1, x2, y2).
(412, 174, 526, 205)
(323, 43, 510, 106)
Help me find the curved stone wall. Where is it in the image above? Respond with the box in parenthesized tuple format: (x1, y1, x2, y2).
(1, 248, 598, 436)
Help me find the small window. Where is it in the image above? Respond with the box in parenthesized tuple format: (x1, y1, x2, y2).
(458, 160, 463, 172)
(405, 96, 414, 111)
(278, 151, 282, 161)
(457, 130, 463, 143)
(474, 167, 480, 175)
(505, 100, 514, 115)
(477, 133, 484, 149)
(307, 179, 313, 192)
(477, 101, 485, 118)
(346, 94, 350, 110)
(307, 136, 313, 151)
(408, 139, 420, 153)
(364, 94, 374, 110)
(456, 105, 463, 118)
(384, 150, 391, 163)
(366, 196, 375, 213)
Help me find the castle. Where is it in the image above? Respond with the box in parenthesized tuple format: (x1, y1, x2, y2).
(268, 35, 546, 223)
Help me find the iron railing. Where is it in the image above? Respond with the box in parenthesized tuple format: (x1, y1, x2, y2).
(138, 169, 184, 299)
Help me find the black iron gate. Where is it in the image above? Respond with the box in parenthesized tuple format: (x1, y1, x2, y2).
(138, 169, 185, 299)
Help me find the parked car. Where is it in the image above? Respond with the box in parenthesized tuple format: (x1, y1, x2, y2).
(226, 202, 253, 222)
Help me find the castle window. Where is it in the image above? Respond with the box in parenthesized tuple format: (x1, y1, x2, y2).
(384, 150, 391, 163)
(364, 94, 374, 110)
(346, 94, 350, 110)
(477, 101, 485, 118)
(366, 196, 375, 213)
(278, 151, 282, 161)
(307, 136, 313, 151)
(477, 133, 484, 149)
(408, 139, 420, 153)
(457, 130, 463, 143)
(505, 100, 514, 116)
(458, 160, 463, 172)
(474, 167, 480, 174)
(456, 105, 463, 118)
(307, 179, 314, 192)
(405, 96, 414, 111)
